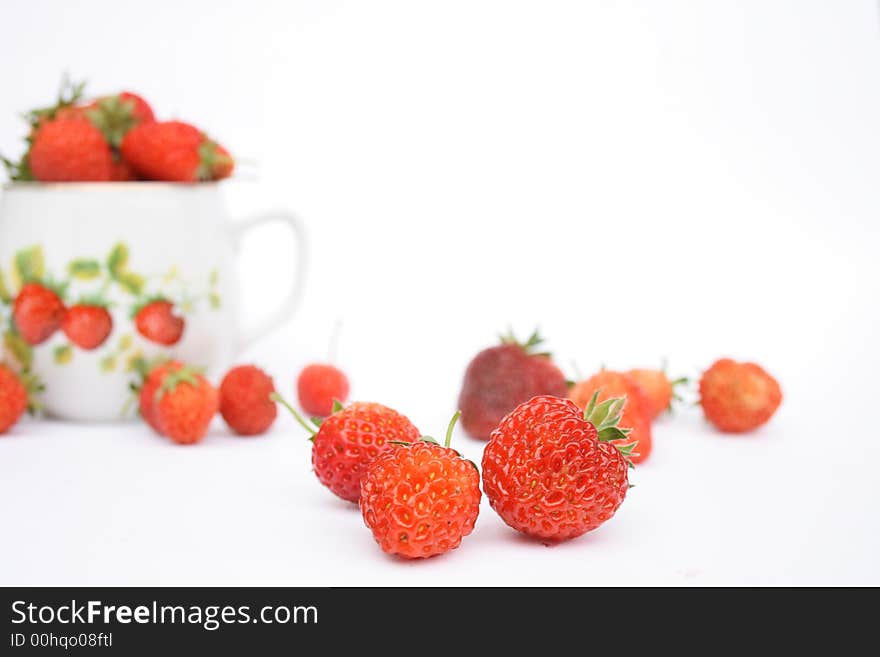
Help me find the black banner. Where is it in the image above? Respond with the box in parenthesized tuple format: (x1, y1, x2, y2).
(0, 587, 870, 652)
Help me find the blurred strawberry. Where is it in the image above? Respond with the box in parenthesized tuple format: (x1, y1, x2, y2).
(133, 298, 184, 345)
(28, 118, 119, 182)
(121, 121, 233, 182)
(13, 282, 66, 345)
(61, 303, 113, 350)
(569, 369, 654, 464)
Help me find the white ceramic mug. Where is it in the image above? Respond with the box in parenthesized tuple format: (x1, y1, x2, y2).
(0, 183, 306, 421)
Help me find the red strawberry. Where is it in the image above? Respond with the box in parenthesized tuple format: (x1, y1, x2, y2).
(219, 365, 277, 436)
(457, 329, 568, 440)
(28, 117, 119, 182)
(134, 299, 184, 345)
(699, 358, 782, 433)
(626, 368, 688, 420)
(482, 394, 632, 542)
(569, 370, 654, 464)
(297, 363, 350, 417)
(61, 304, 112, 350)
(85, 91, 155, 148)
(274, 395, 420, 502)
(13, 283, 66, 345)
(138, 359, 182, 433)
(120, 121, 234, 182)
(360, 413, 481, 559)
(0, 364, 29, 434)
(152, 364, 218, 444)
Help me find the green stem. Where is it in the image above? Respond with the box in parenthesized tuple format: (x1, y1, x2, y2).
(270, 392, 317, 437)
(445, 410, 462, 448)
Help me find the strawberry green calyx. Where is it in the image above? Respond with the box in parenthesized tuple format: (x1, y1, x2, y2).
(669, 376, 690, 409)
(195, 140, 233, 181)
(583, 390, 637, 457)
(660, 358, 690, 411)
(23, 76, 86, 129)
(86, 95, 139, 148)
(499, 327, 551, 357)
(155, 365, 204, 401)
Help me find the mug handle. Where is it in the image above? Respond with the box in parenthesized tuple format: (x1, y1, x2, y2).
(230, 210, 308, 352)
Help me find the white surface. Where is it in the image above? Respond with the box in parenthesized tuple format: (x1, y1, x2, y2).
(1, 0, 879, 585)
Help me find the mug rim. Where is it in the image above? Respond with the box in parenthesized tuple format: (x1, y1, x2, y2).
(2, 181, 223, 191)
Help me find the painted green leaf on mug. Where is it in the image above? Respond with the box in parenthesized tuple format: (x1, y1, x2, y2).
(209, 292, 221, 309)
(106, 242, 129, 275)
(115, 271, 144, 295)
(0, 270, 11, 303)
(100, 355, 116, 372)
(53, 344, 73, 365)
(3, 331, 32, 370)
(14, 245, 44, 284)
(68, 259, 102, 280)
(117, 333, 133, 351)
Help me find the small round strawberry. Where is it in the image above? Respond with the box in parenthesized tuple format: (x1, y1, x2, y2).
(699, 358, 782, 433)
(152, 364, 218, 445)
(273, 394, 420, 502)
(569, 370, 654, 464)
(120, 120, 234, 182)
(219, 365, 277, 436)
(138, 359, 181, 433)
(13, 282, 66, 345)
(28, 117, 118, 182)
(297, 363, 350, 417)
(458, 329, 568, 440)
(360, 412, 481, 559)
(133, 299, 184, 346)
(626, 367, 689, 420)
(61, 303, 112, 350)
(0, 364, 29, 434)
(482, 394, 632, 542)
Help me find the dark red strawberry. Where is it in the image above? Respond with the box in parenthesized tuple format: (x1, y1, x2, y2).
(457, 329, 568, 440)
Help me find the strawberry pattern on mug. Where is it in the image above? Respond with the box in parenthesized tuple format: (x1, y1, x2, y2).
(0, 243, 222, 388)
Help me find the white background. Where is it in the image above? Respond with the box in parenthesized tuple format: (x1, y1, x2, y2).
(1, 0, 878, 585)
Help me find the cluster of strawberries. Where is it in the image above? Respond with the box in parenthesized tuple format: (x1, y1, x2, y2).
(133, 360, 350, 445)
(12, 280, 184, 351)
(0, 326, 782, 560)
(275, 330, 782, 559)
(2, 78, 233, 183)
(458, 330, 783, 461)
